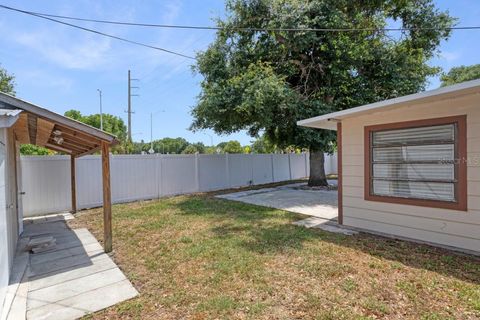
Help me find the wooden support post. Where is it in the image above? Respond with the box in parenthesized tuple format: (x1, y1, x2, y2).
(101, 141, 112, 253)
(70, 155, 77, 213)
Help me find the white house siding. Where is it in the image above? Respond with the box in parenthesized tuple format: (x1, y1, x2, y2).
(341, 92, 480, 253)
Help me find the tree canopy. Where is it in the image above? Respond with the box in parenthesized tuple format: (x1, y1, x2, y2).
(20, 144, 53, 156)
(64, 109, 129, 153)
(133, 137, 191, 154)
(64, 110, 127, 142)
(440, 64, 480, 86)
(0, 64, 52, 155)
(182, 144, 200, 154)
(222, 140, 243, 153)
(251, 134, 278, 153)
(191, 0, 454, 185)
(0, 65, 15, 96)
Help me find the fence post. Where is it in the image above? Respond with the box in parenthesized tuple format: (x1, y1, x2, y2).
(159, 155, 164, 197)
(225, 153, 231, 188)
(155, 154, 161, 198)
(195, 153, 200, 191)
(304, 153, 308, 178)
(270, 153, 275, 182)
(288, 153, 292, 180)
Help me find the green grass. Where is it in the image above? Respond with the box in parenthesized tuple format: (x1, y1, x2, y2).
(70, 194, 480, 320)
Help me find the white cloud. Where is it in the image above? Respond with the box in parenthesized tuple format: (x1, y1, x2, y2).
(16, 68, 74, 91)
(440, 50, 462, 62)
(13, 30, 111, 70)
(1, 0, 200, 77)
(162, 1, 182, 24)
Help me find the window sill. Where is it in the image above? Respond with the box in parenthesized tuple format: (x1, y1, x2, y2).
(364, 194, 468, 212)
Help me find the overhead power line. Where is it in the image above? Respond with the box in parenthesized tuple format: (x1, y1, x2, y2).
(2, 5, 480, 33)
(0, 4, 196, 59)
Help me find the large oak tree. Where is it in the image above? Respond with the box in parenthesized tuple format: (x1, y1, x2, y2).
(191, 0, 454, 185)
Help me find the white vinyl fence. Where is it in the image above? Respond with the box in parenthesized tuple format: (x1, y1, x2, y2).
(20, 153, 337, 217)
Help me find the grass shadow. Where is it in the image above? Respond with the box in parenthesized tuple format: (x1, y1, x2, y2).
(176, 195, 480, 285)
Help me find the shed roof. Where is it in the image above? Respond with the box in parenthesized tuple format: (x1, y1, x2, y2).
(0, 92, 116, 157)
(297, 79, 480, 131)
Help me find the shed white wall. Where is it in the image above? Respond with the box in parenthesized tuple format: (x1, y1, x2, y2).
(0, 128, 19, 316)
(20, 153, 338, 217)
(0, 128, 8, 315)
(341, 92, 480, 253)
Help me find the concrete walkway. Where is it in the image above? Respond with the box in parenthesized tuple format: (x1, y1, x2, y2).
(217, 181, 338, 221)
(217, 182, 357, 235)
(3, 214, 138, 320)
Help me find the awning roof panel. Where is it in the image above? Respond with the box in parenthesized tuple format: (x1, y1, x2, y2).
(0, 92, 116, 157)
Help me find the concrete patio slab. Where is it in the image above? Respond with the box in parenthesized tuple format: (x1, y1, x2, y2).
(217, 181, 338, 221)
(217, 182, 358, 236)
(27, 279, 138, 320)
(4, 217, 138, 320)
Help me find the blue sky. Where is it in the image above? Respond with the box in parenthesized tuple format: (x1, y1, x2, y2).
(0, 1, 478, 146)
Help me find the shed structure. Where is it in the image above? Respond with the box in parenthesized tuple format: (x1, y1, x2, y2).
(298, 79, 480, 254)
(0, 92, 116, 316)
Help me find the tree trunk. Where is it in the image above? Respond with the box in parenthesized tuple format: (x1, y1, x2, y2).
(308, 150, 328, 187)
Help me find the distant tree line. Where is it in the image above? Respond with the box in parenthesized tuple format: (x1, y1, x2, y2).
(132, 135, 304, 155)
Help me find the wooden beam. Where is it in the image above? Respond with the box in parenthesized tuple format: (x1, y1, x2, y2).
(62, 136, 98, 150)
(101, 141, 112, 253)
(12, 113, 29, 144)
(75, 145, 101, 158)
(27, 114, 38, 145)
(36, 118, 55, 147)
(55, 125, 102, 146)
(56, 139, 90, 153)
(61, 136, 98, 150)
(45, 139, 78, 154)
(71, 155, 77, 213)
(44, 143, 72, 154)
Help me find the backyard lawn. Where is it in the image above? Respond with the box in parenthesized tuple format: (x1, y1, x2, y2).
(70, 194, 480, 319)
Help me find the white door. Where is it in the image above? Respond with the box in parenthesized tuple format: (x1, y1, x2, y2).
(0, 138, 9, 316)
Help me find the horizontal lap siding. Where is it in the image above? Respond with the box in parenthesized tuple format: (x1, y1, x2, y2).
(343, 216, 480, 252)
(341, 92, 480, 253)
(344, 196, 480, 224)
(344, 207, 480, 238)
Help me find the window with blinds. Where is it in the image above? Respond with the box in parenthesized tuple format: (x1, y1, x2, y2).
(369, 123, 458, 202)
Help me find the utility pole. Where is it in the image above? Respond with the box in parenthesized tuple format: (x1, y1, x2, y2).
(149, 109, 165, 154)
(126, 70, 139, 143)
(128, 70, 131, 141)
(97, 89, 103, 131)
(204, 133, 214, 147)
(149, 112, 154, 154)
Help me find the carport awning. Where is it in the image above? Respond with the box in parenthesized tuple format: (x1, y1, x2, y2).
(0, 91, 116, 252)
(0, 92, 116, 157)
